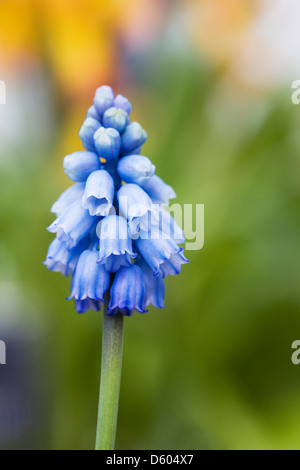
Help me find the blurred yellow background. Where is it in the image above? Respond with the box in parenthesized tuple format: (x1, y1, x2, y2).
(0, 0, 300, 450)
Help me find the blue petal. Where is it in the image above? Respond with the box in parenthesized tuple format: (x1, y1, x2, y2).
(94, 127, 121, 161)
(100, 253, 132, 273)
(98, 215, 135, 256)
(139, 259, 165, 309)
(47, 200, 97, 248)
(98, 215, 136, 272)
(121, 122, 147, 154)
(135, 227, 189, 279)
(43, 236, 90, 276)
(159, 249, 189, 278)
(118, 184, 160, 238)
(51, 183, 85, 216)
(103, 107, 129, 133)
(79, 117, 101, 152)
(86, 105, 101, 121)
(117, 184, 153, 220)
(128, 211, 160, 239)
(68, 250, 110, 301)
(75, 298, 102, 314)
(93, 86, 114, 116)
(82, 170, 114, 216)
(117, 155, 155, 185)
(108, 265, 146, 315)
(63, 151, 101, 182)
(114, 94, 132, 114)
(141, 175, 176, 205)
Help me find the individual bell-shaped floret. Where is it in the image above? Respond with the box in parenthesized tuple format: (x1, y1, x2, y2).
(141, 175, 176, 205)
(138, 259, 165, 309)
(135, 227, 189, 279)
(67, 250, 110, 313)
(93, 85, 114, 116)
(43, 236, 90, 276)
(120, 122, 147, 154)
(86, 105, 101, 121)
(51, 183, 85, 216)
(47, 199, 97, 248)
(63, 151, 101, 182)
(117, 155, 155, 185)
(117, 183, 158, 237)
(79, 117, 101, 152)
(102, 107, 129, 133)
(107, 265, 146, 316)
(82, 170, 114, 217)
(97, 215, 136, 273)
(114, 94, 132, 114)
(94, 127, 121, 161)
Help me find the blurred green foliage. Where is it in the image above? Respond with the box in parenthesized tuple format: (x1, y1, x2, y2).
(1, 58, 300, 450)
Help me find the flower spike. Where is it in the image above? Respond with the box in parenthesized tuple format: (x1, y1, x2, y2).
(45, 86, 188, 314)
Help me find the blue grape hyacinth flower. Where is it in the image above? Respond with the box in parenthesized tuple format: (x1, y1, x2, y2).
(45, 85, 189, 315)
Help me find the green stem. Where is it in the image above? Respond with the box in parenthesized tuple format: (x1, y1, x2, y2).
(95, 307, 124, 450)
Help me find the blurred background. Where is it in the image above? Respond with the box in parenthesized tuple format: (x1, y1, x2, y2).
(0, 0, 300, 450)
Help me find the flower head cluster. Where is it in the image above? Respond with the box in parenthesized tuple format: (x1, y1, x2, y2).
(45, 86, 189, 315)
